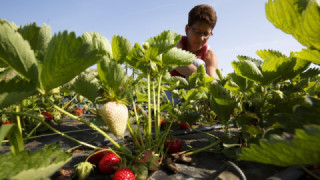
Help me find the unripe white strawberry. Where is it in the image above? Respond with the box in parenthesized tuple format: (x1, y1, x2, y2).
(100, 101, 128, 137)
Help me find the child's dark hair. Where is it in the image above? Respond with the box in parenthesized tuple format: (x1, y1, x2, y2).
(188, 4, 217, 29)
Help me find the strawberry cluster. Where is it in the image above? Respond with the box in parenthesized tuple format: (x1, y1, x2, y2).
(87, 146, 135, 179)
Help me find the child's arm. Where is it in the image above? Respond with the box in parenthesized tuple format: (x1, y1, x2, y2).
(204, 49, 218, 78)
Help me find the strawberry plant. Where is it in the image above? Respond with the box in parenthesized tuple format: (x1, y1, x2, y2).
(233, 0, 320, 175)
(0, 19, 123, 178)
(0, 0, 318, 178)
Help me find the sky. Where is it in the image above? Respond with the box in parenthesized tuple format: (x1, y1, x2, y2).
(0, 0, 305, 75)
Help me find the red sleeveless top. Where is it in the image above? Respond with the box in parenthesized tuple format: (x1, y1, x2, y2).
(170, 36, 208, 77)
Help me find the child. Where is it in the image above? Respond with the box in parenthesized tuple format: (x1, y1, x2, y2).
(170, 4, 218, 78)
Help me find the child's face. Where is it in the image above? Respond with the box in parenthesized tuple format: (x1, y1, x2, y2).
(186, 21, 212, 51)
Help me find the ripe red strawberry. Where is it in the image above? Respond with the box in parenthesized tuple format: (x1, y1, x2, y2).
(4, 121, 12, 125)
(179, 122, 190, 130)
(100, 101, 128, 137)
(160, 118, 165, 127)
(42, 112, 53, 122)
(87, 146, 109, 166)
(76, 107, 83, 116)
(112, 168, 135, 180)
(99, 152, 121, 174)
(164, 138, 182, 154)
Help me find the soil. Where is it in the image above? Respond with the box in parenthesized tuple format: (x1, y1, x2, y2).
(1, 116, 309, 180)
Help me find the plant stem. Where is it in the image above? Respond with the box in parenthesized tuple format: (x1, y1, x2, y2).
(15, 105, 22, 135)
(26, 128, 94, 140)
(155, 73, 163, 143)
(191, 127, 220, 140)
(153, 81, 158, 142)
(126, 118, 142, 151)
(146, 73, 152, 147)
(24, 122, 42, 141)
(184, 140, 221, 156)
(131, 96, 145, 149)
(299, 164, 320, 180)
(67, 134, 98, 153)
(0, 111, 98, 150)
(62, 93, 77, 110)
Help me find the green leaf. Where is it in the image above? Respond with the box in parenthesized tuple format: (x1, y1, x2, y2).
(0, 23, 38, 81)
(259, 50, 295, 84)
(37, 24, 52, 54)
(301, 1, 320, 49)
(145, 30, 181, 60)
(224, 73, 253, 92)
(0, 124, 13, 151)
(112, 35, 132, 63)
(294, 48, 320, 65)
(97, 57, 129, 101)
(289, 56, 311, 76)
(0, 143, 72, 180)
(238, 125, 320, 166)
(8, 123, 24, 155)
(0, 78, 37, 109)
(291, 96, 320, 126)
(237, 55, 263, 68)
(182, 88, 199, 101)
(162, 47, 196, 67)
(126, 43, 148, 73)
(165, 75, 189, 88)
(232, 60, 263, 83)
(209, 83, 236, 122)
(0, 19, 19, 31)
(260, 50, 310, 81)
(236, 112, 260, 129)
(257, 49, 285, 60)
(266, 0, 320, 49)
(136, 90, 148, 102)
(72, 69, 100, 103)
(300, 67, 320, 79)
(17, 23, 51, 54)
(17, 23, 41, 52)
(178, 111, 201, 125)
(41, 31, 106, 92)
(0, 67, 16, 82)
